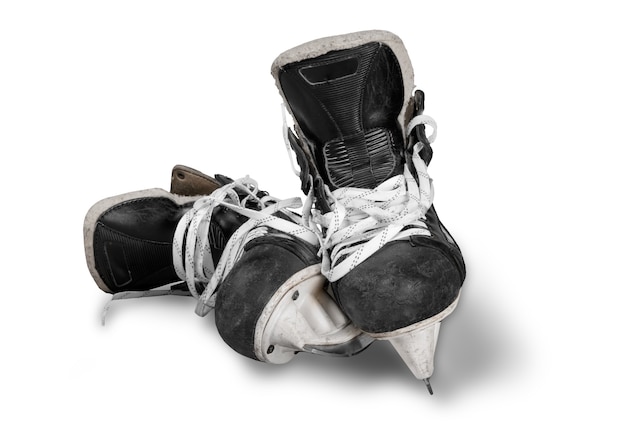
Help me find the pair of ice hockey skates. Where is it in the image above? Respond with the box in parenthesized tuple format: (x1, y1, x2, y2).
(84, 30, 466, 394)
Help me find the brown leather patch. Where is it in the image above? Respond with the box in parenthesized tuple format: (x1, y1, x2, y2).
(170, 165, 220, 196)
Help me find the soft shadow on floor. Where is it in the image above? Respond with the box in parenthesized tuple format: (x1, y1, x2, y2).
(97, 283, 524, 396)
(433, 288, 525, 398)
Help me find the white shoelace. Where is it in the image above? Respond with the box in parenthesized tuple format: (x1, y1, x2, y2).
(102, 177, 318, 324)
(286, 110, 438, 283)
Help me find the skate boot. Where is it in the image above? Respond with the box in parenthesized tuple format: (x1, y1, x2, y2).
(83, 165, 372, 361)
(272, 30, 466, 391)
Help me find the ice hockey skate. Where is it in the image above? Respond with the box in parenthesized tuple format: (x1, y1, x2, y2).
(272, 30, 466, 391)
(83, 165, 372, 362)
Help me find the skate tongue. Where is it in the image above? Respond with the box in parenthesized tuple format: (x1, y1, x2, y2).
(170, 165, 221, 196)
(215, 174, 235, 186)
(214, 174, 269, 206)
(277, 41, 406, 191)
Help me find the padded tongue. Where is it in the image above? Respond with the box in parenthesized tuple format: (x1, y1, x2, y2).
(170, 165, 221, 196)
(277, 41, 406, 190)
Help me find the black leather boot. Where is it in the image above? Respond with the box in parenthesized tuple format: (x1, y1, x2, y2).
(272, 30, 465, 390)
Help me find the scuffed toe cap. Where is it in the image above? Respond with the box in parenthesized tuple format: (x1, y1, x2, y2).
(333, 240, 462, 334)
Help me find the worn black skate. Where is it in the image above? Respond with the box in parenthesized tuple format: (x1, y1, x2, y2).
(272, 30, 466, 391)
(83, 165, 372, 361)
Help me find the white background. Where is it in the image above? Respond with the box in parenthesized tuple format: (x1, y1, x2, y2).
(2, 1, 625, 446)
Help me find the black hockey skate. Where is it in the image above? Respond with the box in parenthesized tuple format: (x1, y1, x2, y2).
(272, 30, 466, 390)
(83, 165, 372, 362)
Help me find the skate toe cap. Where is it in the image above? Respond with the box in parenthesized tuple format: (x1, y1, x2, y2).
(334, 241, 462, 334)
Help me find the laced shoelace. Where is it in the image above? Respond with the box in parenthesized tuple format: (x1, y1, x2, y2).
(101, 177, 318, 324)
(285, 109, 438, 283)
